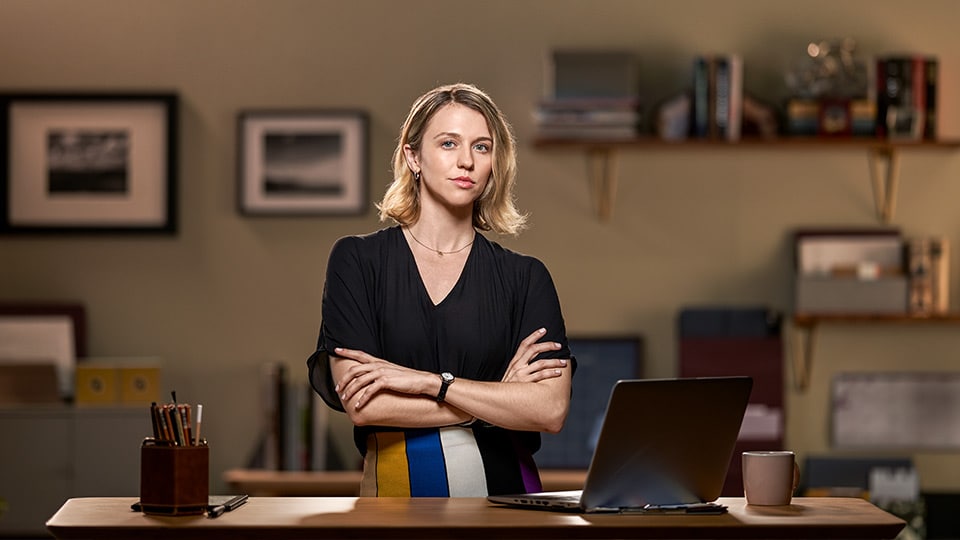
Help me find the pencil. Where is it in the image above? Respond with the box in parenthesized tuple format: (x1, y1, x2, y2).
(195, 404, 203, 445)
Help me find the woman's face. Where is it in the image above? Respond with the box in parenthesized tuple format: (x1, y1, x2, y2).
(406, 103, 493, 213)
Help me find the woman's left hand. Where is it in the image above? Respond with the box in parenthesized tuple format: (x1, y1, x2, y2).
(333, 347, 432, 409)
(501, 328, 567, 383)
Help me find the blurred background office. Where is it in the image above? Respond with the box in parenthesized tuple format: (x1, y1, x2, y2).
(2, 1, 960, 535)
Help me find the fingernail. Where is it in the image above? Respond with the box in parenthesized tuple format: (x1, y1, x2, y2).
(335, 347, 343, 352)
(555, 369, 562, 375)
(335, 383, 340, 392)
(539, 328, 546, 334)
(560, 359, 567, 365)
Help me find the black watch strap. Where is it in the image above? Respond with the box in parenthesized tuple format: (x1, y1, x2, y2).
(436, 372, 454, 403)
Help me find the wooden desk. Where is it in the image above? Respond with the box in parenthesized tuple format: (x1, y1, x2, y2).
(223, 468, 588, 496)
(47, 496, 905, 539)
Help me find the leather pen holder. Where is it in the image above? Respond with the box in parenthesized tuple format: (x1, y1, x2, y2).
(139, 438, 209, 515)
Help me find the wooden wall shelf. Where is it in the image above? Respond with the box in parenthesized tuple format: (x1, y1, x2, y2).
(533, 137, 960, 222)
(790, 311, 960, 391)
(794, 312, 960, 327)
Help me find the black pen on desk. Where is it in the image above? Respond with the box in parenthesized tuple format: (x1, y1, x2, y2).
(208, 494, 248, 519)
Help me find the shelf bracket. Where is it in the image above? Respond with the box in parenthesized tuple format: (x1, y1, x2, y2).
(867, 146, 901, 224)
(586, 148, 618, 221)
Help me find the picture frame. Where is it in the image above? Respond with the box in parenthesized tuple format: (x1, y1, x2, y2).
(0, 303, 87, 398)
(536, 335, 644, 468)
(0, 93, 178, 234)
(237, 110, 368, 216)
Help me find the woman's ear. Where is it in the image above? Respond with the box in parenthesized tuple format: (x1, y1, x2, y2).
(402, 144, 420, 177)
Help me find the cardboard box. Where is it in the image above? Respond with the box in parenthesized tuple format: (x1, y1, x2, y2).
(120, 366, 161, 404)
(75, 360, 161, 406)
(75, 365, 119, 405)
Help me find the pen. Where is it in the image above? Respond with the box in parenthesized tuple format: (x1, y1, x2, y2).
(207, 494, 248, 518)
(183, 404, 193, 446)
(194, 404, 203, 445)
(149, 402, 161, 439)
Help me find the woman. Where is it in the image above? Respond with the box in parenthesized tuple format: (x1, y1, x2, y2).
(307, 83, 573, 497)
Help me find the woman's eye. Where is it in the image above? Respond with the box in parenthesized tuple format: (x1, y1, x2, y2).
(441, 140, 456, 149)
(474, 143, 490, 153)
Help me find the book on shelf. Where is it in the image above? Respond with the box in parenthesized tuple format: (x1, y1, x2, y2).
(692, 55, 711, 138)
(247, 363, 323, 472)
(247, 361, 285, 471)
(907, 236, 949, 315)
(875, 54, 937, 140)
(691, 53, 743, 141)
(923, 57, 938, 140)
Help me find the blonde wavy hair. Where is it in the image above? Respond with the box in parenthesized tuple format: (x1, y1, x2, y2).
(377, 83, 527, 236)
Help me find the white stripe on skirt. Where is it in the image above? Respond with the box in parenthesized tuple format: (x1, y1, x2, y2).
(439, 427, 488, 496)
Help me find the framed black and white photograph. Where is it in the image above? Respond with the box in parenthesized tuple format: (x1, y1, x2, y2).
(0, 93, 178, 234)
(238, 110, 368, 216)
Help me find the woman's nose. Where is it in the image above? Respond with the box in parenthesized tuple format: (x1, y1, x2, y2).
(457, 148, 474, 170)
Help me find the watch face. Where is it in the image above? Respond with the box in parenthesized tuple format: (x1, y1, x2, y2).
(441, 372, 455, 383)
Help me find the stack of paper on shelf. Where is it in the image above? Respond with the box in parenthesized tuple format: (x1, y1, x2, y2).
(535, 50, 642, 139)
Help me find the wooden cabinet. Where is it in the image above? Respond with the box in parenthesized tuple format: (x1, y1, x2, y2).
(0, 406, 147, 536)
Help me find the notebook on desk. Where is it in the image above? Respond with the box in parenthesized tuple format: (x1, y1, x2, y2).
(488, 376, 752, 514)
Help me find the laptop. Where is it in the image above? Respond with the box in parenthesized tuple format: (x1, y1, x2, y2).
(488, 376, 752, 513)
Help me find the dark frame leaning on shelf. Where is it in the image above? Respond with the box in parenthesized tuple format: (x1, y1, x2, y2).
(536, 334, 644, 469)
(237, 109, 368, 216)
(0, 93, 178, 234)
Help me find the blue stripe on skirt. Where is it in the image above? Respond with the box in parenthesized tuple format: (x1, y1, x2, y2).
(404, 428, 449, 497)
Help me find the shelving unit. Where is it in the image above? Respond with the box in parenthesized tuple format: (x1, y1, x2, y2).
(0, 406, 146, 536)
(790, 312, 960, 391)
(533, 136, 960, 222)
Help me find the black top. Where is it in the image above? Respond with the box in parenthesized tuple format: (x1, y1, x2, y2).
(307, 225, 572, 456)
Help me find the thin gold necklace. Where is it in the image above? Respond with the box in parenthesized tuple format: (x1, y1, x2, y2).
(406, 227, 476, 257)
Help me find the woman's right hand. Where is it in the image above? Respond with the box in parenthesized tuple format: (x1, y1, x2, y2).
(501, 328, 568, 383)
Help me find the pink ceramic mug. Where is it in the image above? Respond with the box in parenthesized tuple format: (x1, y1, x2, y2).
(742, 451, 800, 506)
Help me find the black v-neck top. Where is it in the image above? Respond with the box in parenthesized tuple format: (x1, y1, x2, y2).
(308, 225, 572, 456)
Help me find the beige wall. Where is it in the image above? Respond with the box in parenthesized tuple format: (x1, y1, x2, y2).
(3, 0, 960, 492)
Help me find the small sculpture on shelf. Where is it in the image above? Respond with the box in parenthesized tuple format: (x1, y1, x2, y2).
(783, 38, 873, 137)
(786, 37, 869, 100)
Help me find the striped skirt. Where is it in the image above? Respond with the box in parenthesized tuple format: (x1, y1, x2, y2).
(359, 426, 542, 497)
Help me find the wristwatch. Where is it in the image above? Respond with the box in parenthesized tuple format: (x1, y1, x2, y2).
(436, 372, 455, 403)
